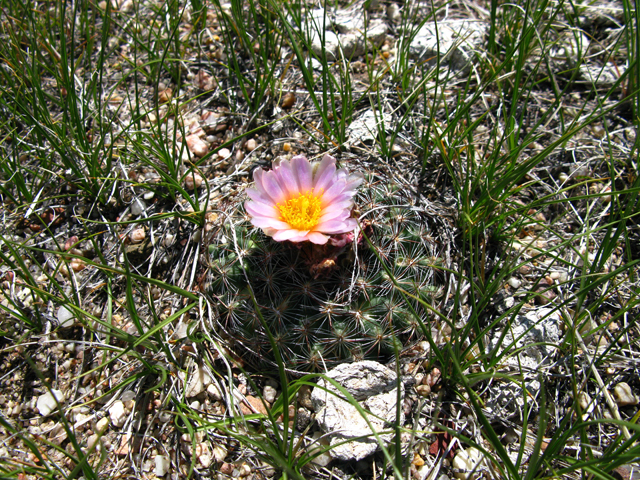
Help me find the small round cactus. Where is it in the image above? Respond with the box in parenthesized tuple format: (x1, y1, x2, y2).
(205, 157, 448, 372)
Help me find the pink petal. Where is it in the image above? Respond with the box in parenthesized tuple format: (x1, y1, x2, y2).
(291, 155, 313, 192)
(253, 169, 279, 204)
(273, 229, 306, 241)
(348, 172, 364, 187)
(315, 217, 358, 234)
(321, 178, 348, 205)
(313, 155, 337, 192)
(250, 216, 291, 230)
(262, 170, 287, 203)
(319, 208, 350, 223)
(320, 199, 353, 215)
(307, 232, 329, 244)
(245, 200, 278, 218)
(275, 160, 299, 196)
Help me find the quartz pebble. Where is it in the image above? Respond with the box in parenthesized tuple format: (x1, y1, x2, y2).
(184, 173, 203, 190)
(95, 416, 109, 433)
(186, 134, 208, 157)
(218, 148, 231, 160)
(613, 382, 639, 407)
(245, 138, 257, 151)
(452, 447, 483, 479)
(109, 400, 127, 428)
(507, 277, 522, 289)
(129, 228, 146, 243)
(263, 385, 277, 404)
(37, 390, 66, 416)
(57, 306, 75, 328)
(131, 198, 145, 216)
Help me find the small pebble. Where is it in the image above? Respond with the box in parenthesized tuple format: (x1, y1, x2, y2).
(507, 277, 522, 289)
(109, 400, 127, 428)
(416, 385, 431, 396)
(614, 382, 638, 406)
(57, 306, 75, 328)
(281, 92, 296, 108)
(452, 447, 483, 480)
(184, 173, 203, 190)
(245, 138, 257, 152)
(263, 385, 277, 404)
(186, 134, 208, 157)
(64, 236, 79, 251)
(129, 228, 146, 243)
(158, 88, 173, 103)
(95, 416, 109, 433)
(37, 390, 66, 416)
(131, 198, 146, 216)
(218, 148, 231, 160)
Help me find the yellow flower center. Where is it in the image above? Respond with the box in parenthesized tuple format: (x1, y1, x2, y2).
(277, 191, 322, 230)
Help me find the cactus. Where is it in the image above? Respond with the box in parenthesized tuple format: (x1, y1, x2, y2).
(205, 164, 447, 372)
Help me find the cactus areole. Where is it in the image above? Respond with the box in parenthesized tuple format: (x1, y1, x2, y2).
(244, 155, 363, 244)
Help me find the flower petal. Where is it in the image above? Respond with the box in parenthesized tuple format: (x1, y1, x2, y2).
(314, 218, 352, 233)
(272, 229, 307, 241)
(312, 154, 337, 193)
(291, 155, 313, 192)
(321, 178, 348, 205)
(320, 199, 353, 215)
(275, 159, 299, 196)
(307, 232, 329, 244)
(253, 169, 280, 204)
(245, 200, 278, 218)
(250, 216, 291, 230)
(319, 208, 350, 223)
(262, 170, 287, 203)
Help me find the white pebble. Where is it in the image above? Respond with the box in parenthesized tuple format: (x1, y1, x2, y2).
(37, 389, 66, 416)
(218, 148, 231, 160)
(245, 139, 257, 151)
(109, 400, 127, 428)
(614, 382, 638, 406)
(131, 198, 146, 216)
(507, 277, 521, 289)
(155, 455, 171, 477)
(263, 385, 277, 404)
(57, 306, 75, 328)
(452, 447, 483, 479)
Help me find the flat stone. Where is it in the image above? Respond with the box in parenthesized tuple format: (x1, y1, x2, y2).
(409, 20, 488, 73)
(311, 361, 404, 461)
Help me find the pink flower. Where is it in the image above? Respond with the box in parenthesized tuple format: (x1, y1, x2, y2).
(244, 154, 363, 244)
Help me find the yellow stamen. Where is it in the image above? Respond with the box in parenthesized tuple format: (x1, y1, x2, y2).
(277, 191, 322, 230)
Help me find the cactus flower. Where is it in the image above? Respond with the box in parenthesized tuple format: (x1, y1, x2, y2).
(245, 154, 363, 244)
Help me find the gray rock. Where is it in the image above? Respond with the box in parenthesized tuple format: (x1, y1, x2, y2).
(409, 20, 488, 73)
(307, 6, 387, 60)
(311, 361, 404, 461)
(346, 109, 392, 145)
(485, 308, 562, 418)
(579, 63, 622, 88)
